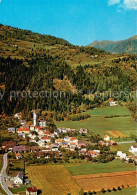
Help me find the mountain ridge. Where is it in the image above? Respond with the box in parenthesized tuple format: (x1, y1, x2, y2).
(88, 36, 137, 54)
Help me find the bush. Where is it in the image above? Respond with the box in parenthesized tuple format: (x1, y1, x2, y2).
(112, 187, 116, 191)
(117, 186, 121, 190)
(107, 188, 111, 192)
(101, 188, 106, 193)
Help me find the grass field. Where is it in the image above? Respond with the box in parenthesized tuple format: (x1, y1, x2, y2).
(65, 160, 135, 176)
(110, 143, 134, 154)
(55, 115, 136, 137)
(26, 165, 82, 195)
(99, 187, 136, 195)
(85, 106, 131, 116)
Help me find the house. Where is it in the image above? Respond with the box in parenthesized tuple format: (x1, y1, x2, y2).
(99, 140, 106, 146)
(31, 146, 40, 152)
(87, 150, 98, 158)
(64, 136, 70, 142)
(26, 186, 38, 195)
(69, 137, 78, 144)
(37, 140, 45, 147)
(70, 145, 76, 151)
(78, 140, 87, 148)
(61, 142, 68, 148)
(109, 140, 117, 146)
(14, 173, 23, 185)
(17, 128, 30, 134)
(50, 143, 59, 151)
(38, 120, 47, 127)
(20, 120, 26, 126)
(129, 145, 137, 154)
(30, 125, 35, 131)
(18, 132, 26, 138)
(117, 151, 127, 159)
(79, 128, 88, 134)
(2, 141, 16, 151)
(36, 152, 45, 159)
(16, 153, 22, 159)
(109, 100, 117, 106)
(41, 136, 51, 143)
(14, 113, 21, 119)
(78, 148, 87, 155)
(44, 131, 51, 137)
(104, 135, 110, 142)
(13, 146, 30, 153)
(54, 129, 60, 136)
(8, 127, 16, 133)
(55, 139, 63, 145)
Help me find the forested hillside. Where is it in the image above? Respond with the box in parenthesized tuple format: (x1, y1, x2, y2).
(0, 24, 136, 120)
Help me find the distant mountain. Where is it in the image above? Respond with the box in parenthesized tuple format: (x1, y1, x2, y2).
(88, 36, 137, 54)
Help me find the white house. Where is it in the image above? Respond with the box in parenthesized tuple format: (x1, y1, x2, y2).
(38, 120, 47, 127)
(109, 100, 117, 106)
(14, 174, 23, 185)
(117, 151, 127, 159)
(37, 140, 45, 147)
(104, 135, 110, 142)
(129, 145, 137, 154)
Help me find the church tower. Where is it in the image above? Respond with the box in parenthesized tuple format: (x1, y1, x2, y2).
(33, 110, 37, 127)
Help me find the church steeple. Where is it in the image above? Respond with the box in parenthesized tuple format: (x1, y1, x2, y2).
(33, 110, 37, 126)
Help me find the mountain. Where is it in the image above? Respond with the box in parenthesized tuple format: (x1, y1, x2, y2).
(88, 36, 137, 54)
(0, 24, 136, 119)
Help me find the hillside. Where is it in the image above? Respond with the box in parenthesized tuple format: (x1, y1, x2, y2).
(0, 24, 136, 120)
(88, 36, 137, 54)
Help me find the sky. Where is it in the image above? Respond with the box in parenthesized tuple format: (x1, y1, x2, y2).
(0, 0, 136, 45)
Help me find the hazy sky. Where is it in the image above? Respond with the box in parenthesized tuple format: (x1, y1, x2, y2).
(0, 0, 136, 45)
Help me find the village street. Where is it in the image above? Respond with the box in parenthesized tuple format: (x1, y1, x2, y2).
(117, 141, 136, 144)
(0, 153, 13, 195)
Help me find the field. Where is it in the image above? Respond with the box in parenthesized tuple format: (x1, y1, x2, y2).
(65, 160, 135, 176)
(26, 165, 82, 195)
(73, 171, 136, 192)
(99, 187, 136, 195)
(110, 143, 135, 154)
(85, 106, 131, 116)
(106, 130, 127, 138)
(55, 106, 136, 137)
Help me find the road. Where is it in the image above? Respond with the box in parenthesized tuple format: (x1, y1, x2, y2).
(117, 141, 136, 144)
(0, 153, 13, 195)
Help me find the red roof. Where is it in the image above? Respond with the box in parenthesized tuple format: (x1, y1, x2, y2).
(42, 136, 50, 140)
(16, 153, 22, 157)
(18, 128, 29, 132)
(44, 131, 51, 134)
(27, 186, 37, 192)
(70, 137, 77, 141)
(88, 151, 95, 155)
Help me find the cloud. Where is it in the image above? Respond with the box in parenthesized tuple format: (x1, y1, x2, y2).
(123, 0, 137, 10)
(108, 0, 121, 5)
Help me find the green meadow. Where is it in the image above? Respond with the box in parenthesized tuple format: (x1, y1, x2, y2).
(65, 160, 135, 176)
(55, 106, 136, 137)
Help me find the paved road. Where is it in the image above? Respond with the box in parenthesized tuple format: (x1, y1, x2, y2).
(117, 141, 136, 144)
(0, 153, 13, 195)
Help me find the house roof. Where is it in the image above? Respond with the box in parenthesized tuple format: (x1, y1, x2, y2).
(17, 128, 29, 132)
(16, 153, 22, 157)
(42, 136, 50, 140)
(70, 137, 77, 141)
(104, 135, 109, 138)
(88, 151, 95, 155)
(133, 145, 137, 148)
(27, 186, 37, 192)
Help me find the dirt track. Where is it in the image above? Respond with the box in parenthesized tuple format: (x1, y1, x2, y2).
(73, 170, 137, 192)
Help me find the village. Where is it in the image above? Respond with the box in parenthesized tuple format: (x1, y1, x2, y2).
(0, 110, 137, 195)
